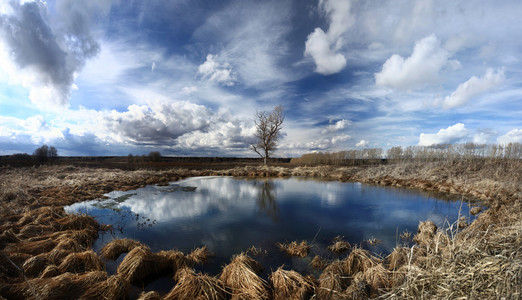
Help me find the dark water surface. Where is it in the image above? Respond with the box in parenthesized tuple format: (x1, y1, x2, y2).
(65, 176, 472, 292)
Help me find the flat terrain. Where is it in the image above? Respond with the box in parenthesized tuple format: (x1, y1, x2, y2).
(0, 159, 520, 299)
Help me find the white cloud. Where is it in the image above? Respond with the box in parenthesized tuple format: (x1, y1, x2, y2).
(322, 119, 351, 134)
(375, 34, 452, 90)
(198, 54, 236, 86)
(442, 68, 505, 109)
(304, 0, 354, 75)
(356, 139, 369, 147)
(418, 123, 468, 146)
(497, 129, 522, 145)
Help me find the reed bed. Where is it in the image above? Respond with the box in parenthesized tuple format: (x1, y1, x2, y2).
(317, 260, 349, 299)
(277, 240, 311, 258)
(343, 248, 381, 276)
(164, 268, 226, 300)
(219, 253, 268, 300)
(270, 266, 316, 300)
(100, 238, 143, 260)
(328, 236, 351, 254)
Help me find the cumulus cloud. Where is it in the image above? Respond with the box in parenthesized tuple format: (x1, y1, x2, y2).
(442, 68, 505, 109)
(497, 129, 522, 145)
(418, 123, 469, 146)
(102, 101, 213, 144)
(322, 119, 351, 134)
(198, 54, 236, 86)
(375, 34, 452, 90)
(304, 0, 354, 75)
(0, 0, 114, 109)
(356, 139, 369, 147)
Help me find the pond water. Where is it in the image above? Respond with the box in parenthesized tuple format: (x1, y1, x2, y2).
(65, 176, 472, 291)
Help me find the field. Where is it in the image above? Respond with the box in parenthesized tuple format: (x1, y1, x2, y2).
(0, 158, 520, 299)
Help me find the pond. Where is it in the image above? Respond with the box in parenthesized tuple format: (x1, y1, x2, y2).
(65, 176, 473, 291)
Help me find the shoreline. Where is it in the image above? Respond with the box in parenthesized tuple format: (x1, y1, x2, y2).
(1, 161, 520, 299)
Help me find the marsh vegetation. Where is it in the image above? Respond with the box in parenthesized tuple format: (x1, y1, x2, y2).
(0, 147, 520, 299)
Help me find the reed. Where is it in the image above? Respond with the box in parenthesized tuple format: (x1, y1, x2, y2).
(219, 253, 268, 300)
(270, 266, 316, 300)
(328, 236, 351, 254)
(277, 240, 310, 258)
(100, 238, 143, 260)
(164, 268, 226, 300)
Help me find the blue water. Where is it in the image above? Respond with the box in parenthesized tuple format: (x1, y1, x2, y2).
(66, 176, 472, 285)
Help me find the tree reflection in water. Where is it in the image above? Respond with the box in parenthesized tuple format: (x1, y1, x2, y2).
(255, 179, 279, 221)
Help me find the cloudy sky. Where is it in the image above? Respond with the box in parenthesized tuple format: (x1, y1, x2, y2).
(0, 0, 521, 157)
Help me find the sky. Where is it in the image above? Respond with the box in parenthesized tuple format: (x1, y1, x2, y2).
(0, 0, 521, 157)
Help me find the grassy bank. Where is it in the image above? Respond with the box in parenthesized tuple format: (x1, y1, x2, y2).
(0, 160, 520, 299)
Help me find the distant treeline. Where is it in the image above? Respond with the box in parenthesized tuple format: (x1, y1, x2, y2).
(290, 143, 522, 166)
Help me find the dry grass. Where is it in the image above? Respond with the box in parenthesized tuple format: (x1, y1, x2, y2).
(270, 266, 316, 300)
(310, 255, 328, 269)
(219, 253, 268, 300)
(82, 274, 130, 300)
(328, 236, 351, 254)
(186, 245, 214, 265)
(164, 268, 226, 300)
(117, 246, 163, 284)
(353, 263, 391, 297)
(342, 247, 381, 276)
(317, 260, 349, 300)
(277, 240, 311, 258)
(138, 291, 162, 300)
(100, 238, 143, 260)
(58, 250, 104, 274)
(386, 247, 410, 271)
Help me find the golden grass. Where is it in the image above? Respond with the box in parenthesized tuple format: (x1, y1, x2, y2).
(328, 236, 351, 254)
(164, 268, 226, 300)
(317, 260, 349, 300)
(82, 274, 130, 300)
(100, 238, 143, 260)
(270, 266, 316, 300)
(58, 250, 104, 274)
(277, 240, 310, 258)
(310, 255, 328, 269)
(138, 291, 162, 300)
(342, 247, 381, 276)
(353, 263, 390, 296)
(186, 245, 214, 265)
(117, 245, 162, 284)
(219, 253, 268, 300)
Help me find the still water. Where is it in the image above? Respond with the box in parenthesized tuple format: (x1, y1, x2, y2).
(66, 176, 471, 284)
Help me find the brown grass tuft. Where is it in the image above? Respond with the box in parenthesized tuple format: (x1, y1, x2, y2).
(186, 245, 214, 265)
(22, 255, 50, 277)
(353, 263, 391, 296)
(386, 247, 410, 271)
(277, 240, 310, 258)
(317, 260, 349, 300)
(100, 238, 143, 260)
(413, 220, 437, 247)
(117, 245, 160, 284)
(270, 266, 316, 300)
(39, 264, 60, 278)
(58, 250, 104, 274)
(219, 253, 268, 300)
(138, 291, 162, 300)
(342, 247, 381, 276)
(328, 236, 351, 254)
(310, 255, 328, 269)
(164, 268, 226, 300)
(83, 274, 130, 300)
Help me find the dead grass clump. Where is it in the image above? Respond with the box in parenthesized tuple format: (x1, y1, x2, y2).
(53, 214, 100, 231)
(328, 236, 351, 254)
(100, 238, 143, 260)
(0, 229, 20, 245)
(138, 291, 162, 300)
(219, 253, 268, 300)
(5, 238, 57, 255)
(413, 220, 437, 247)
(69, 228, 98, 247)
(157, 250, 189, 274)
(470, 206, 482, 215)
(58, 250, 104, 274)
(277, 240, 310, 258)
(117, 246, 158, 284)
(83, 274, 130, 300)
(186, 245, 214, 265)
(458, 216, 468, 228)
(18, 224, 54, 239)
(386, 247, 410, 271)
(40, 264, 60, 278)
(270, 266, 316, 300)
(22, 255, 50, 277)
(164, 268, 226, 300)
(342, 248, 381, 276)
(317, 260, 349, 300)
(353, 263, 391, 296)
(310, 255, 328, 269)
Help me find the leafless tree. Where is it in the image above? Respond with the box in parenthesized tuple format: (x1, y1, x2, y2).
(251, 105, 285, 164)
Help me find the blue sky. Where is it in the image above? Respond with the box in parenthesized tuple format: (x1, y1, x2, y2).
(0, 0, 521, 157)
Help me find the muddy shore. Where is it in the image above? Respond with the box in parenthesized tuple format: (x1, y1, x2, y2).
(0, 160, 520, 299)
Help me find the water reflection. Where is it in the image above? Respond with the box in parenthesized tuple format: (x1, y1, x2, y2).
(66, 176, 473, 276)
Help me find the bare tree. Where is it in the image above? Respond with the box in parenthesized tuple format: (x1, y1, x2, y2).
(251, 105, 285, 164)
